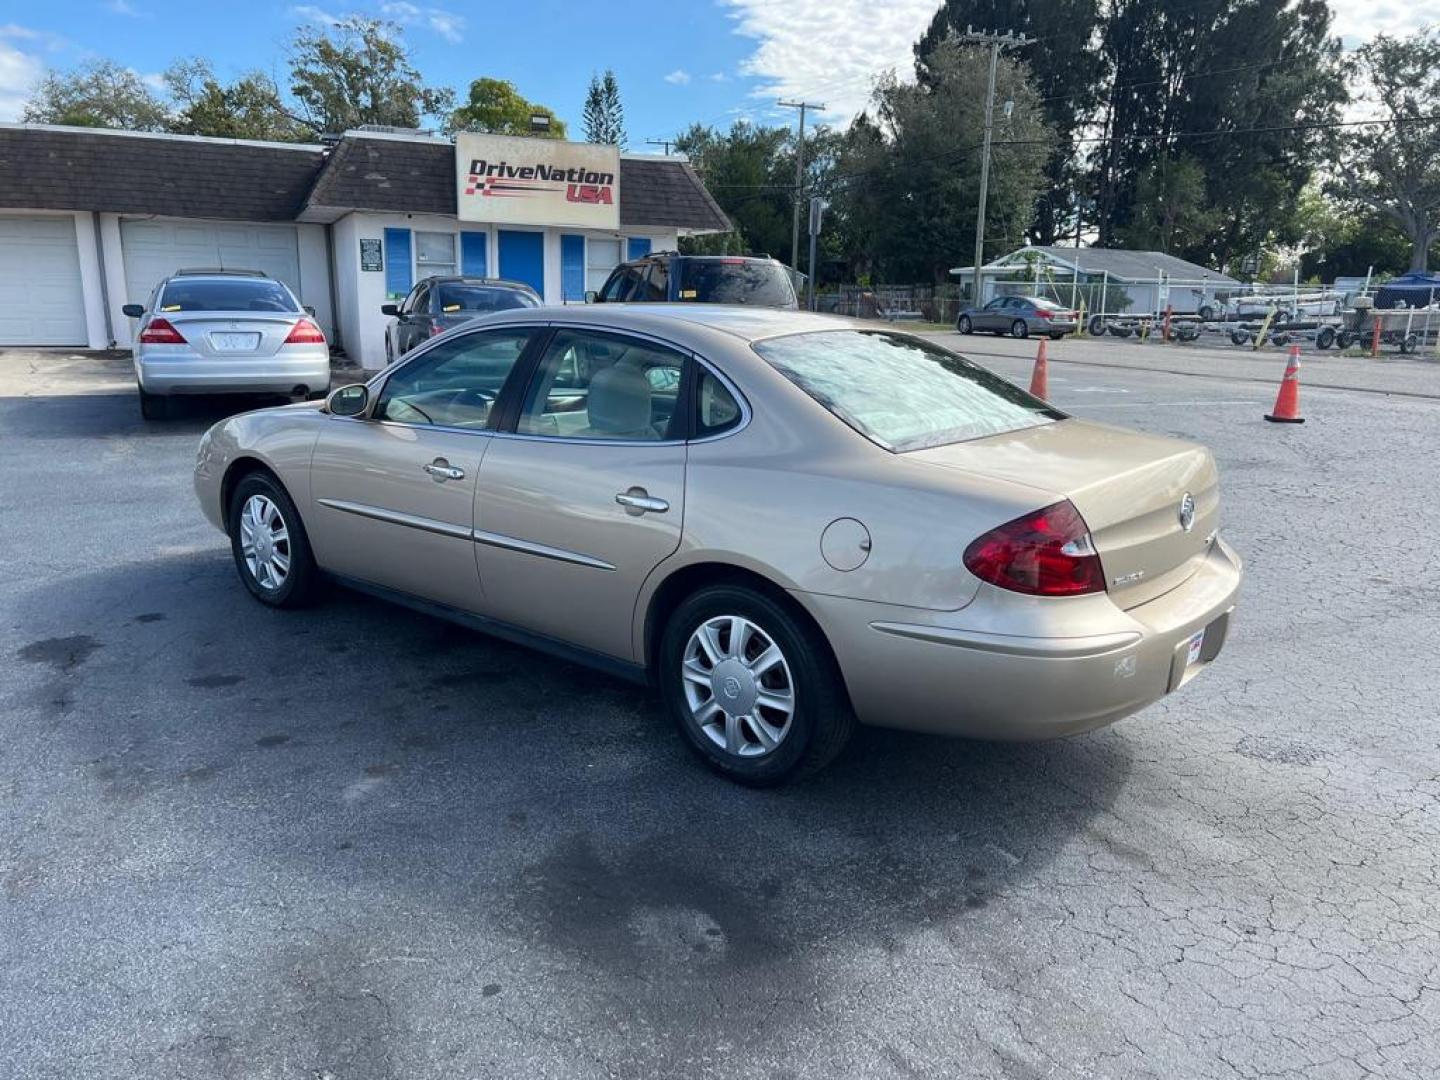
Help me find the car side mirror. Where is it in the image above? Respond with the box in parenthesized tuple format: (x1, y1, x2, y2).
(303, 305, 316, 316)
(326, 383, 370, 417)
(122, 303, 144, 318)
(380, 303, 400, 316)
(584, 290, 599, 304)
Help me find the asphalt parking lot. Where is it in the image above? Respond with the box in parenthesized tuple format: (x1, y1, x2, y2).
(3, 340, 1438, 1079)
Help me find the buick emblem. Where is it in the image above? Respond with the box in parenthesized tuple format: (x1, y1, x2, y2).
(1178, 492, 1196, 533)
(721, 676, 743, 699)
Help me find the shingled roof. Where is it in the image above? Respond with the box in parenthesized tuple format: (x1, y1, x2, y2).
(302, 133, 731, 232)
(0, 125, 326, 221)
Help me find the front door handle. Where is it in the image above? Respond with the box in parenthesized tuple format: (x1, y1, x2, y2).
(616, 488, 669, 514)
(423, 458, 465, 481)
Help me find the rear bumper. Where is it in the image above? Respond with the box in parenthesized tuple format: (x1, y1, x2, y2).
(135, 349, 330, 396)
(798, 536, 1242, 740)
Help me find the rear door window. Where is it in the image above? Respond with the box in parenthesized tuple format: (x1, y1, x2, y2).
(158, 279, 298, 313)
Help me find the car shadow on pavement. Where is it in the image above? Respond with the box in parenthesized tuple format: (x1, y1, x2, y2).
(11, 549, 1136, 1076)
(0, 391, 304, 440)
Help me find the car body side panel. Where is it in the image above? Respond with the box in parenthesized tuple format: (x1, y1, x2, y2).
(193, 402, 327, 531)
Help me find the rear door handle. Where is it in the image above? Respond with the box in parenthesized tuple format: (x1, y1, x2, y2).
(615, 489, 669, 514)
(423, 458, 465, 481)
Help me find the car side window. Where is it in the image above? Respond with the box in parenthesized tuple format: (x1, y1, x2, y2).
(600, 265, 642, 303)
(638, 260, 669, 301)
(516, 330, 686, 441)
(984, 298, 1005, 311)
(694, 367, 743, 437)
(374, 329, 534, 428)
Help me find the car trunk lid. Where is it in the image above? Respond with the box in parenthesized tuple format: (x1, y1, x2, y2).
(909, 419, 1219, 608)
(161, 312, 300, 358)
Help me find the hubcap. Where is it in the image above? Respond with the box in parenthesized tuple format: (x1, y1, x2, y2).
(238, 494, 291, 590)
(681, 615, 795, 758)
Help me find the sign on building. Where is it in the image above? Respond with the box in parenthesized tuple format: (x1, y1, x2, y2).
(455, 133, 620, 230)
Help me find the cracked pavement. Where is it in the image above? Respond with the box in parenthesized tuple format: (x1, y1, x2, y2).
(1, 346, 1437, 1079)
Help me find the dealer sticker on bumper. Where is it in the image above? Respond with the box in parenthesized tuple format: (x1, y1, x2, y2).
(1186, 629, 1206, 666)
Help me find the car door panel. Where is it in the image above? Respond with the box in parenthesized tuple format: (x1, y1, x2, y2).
(308, 420, 489, 613)
(473, 438, 685, 660)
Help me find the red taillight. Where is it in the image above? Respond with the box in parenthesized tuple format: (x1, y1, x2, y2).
(1034, 308, 1053, 319)
(963, 500, 1106, 597)
(430, 322, 446, 337)
(284, 318, 326, 345)
(138, 317, 186, 345)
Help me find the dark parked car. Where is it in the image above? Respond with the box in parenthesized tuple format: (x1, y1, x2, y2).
(957, 296, 1079, 339)
(592, 253, 798, 309)
(382, 276, 540, 362)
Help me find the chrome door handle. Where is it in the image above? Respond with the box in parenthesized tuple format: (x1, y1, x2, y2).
(615, 490, 669, 514)
(423, 459, 465, 481)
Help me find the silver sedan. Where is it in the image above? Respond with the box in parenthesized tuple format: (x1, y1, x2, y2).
(958, 295, 1079, 339)
(193, 305, 1240, 785)
(124, 271, 329, 419)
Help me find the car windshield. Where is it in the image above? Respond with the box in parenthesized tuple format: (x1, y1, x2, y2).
(678, 260, 796, 307)
(157, 279, 298, 313)
(754, 330, 1063, 452)
(435, 283, 538, 314)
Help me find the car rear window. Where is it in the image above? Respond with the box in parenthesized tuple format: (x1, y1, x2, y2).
(436, 284, 539, 314)
(678, 260, 796, 307)
(158, 279, 298, 313)
(753, 330, 1062, 452)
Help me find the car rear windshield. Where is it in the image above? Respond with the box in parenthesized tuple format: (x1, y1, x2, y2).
(436, 284, 539, 314)
(157, 279, 298, 313)
(753, 330, 1063, 452)
(678, 260, 796, 307)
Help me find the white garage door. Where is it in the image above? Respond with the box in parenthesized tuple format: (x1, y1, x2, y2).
(0, 215, 87, 346)
(120, 219, 302, 311)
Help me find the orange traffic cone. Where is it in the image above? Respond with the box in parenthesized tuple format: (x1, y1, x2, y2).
(1265, 345, 1305, 423)
(1028, 337, 1049, 398)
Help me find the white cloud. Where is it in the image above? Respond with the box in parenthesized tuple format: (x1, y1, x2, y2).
(707, 71, 729, 83)
(0, 26, 46, 120)
(663, 68, 691, 85)
(1329, 0, 1432, 46)
(380, 2, 465, 42)
(722, 0, 937, 123)
(104, 0, 145, 16)
(289, 4, 341, 27)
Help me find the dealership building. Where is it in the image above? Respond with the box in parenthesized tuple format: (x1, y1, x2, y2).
(0, 124, 730, 367)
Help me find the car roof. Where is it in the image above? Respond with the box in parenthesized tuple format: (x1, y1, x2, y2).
(487, 303, 872, 343)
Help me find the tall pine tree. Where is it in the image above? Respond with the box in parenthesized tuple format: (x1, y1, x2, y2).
(583, 70, 626, 147)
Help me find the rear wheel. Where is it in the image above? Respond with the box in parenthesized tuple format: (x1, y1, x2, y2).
(1198, 304, 1216, 321)
(1010, 319, 1029, 339)
(138, 387, 167, 420)
(1316, 326, 1336, 350)
(227, 473, 320, 608)
(957, 315, 973, 334)
(660, 585, 854, 786)
(1087, 314, 1106, 336)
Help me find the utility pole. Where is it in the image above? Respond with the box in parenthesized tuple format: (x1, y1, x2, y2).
(778, 99, 825, 273)
(645, 138, 674, 155)
(953, 28, 1031, 306)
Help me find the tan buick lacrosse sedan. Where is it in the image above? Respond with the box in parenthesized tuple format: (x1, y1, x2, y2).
(194, 306, 1241, 785)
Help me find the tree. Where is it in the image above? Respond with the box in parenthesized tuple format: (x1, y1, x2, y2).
(450, 77, 566, 138)
(1295, 187, 1413, 280)
(1116, 154, 1210, 253)
(916, 0, 1106, 246)
(165, 59, 309, 142)
(837, 42, 1052, 283)
(21, 59, 169, 131)
(675, 121, 792, 257)
(289, 16, 454, 133)
(582, 69, 626, 147)
(1329, 29, 1440, 272)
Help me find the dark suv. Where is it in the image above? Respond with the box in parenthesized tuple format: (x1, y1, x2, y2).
(592, 253, 798, 309)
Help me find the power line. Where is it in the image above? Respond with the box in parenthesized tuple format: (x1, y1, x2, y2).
(777, 99, 825, 272)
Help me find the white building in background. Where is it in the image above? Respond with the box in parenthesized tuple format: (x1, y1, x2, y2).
(0, 124, 731, 368)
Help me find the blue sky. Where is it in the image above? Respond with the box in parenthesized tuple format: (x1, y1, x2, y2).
(0, 0, 1421, 139)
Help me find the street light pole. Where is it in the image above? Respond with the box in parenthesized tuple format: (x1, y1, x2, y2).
(779, 99, 825, 273)
(954, 28, 1031, 306)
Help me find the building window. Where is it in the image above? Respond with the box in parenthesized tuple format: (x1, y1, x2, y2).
(416, 231, 457, 278)
(586, 238, 621, 294)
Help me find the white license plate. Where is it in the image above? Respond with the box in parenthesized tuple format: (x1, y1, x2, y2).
(1186, 629, 1206, 666)
(210, 332, 261, 351)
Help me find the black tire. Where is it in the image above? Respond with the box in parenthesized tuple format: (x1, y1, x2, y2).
(1401, 334, 1418, 355)
(957, 315, 973, 334)
(1335, 331, 1352, 350)
(1316, 326, 1336, 350)
(227, 472, 320, 608)
(1198, 304, 1216, 321)
(1271, 332, 1289, 347)
(1110, 325, 1132, 338)
(1010, 319, 1029, 339)
(1087, 314, 1106, 337)
(139, 387, 167, 420)
(659, 585, 855, 786)
(1230, 329, 1250, 346)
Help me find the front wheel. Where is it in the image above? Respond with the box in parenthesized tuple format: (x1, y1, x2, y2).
(228, 473, 320, 608)
(957, 315, 973, 334)
(1010, 319, 1029, 339)
(1315, 326, 1336, 350)
(660, 585, 854, 786)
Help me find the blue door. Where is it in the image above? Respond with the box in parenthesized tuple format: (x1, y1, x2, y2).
(627, 237, 652, 260)
(498, 230, 545, 297)
(560, 235, 585, 302)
